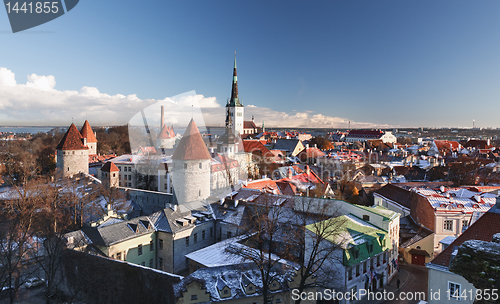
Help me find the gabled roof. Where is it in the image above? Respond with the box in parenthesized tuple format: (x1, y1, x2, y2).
(101, 161, 119, 172)
(172, 119, 211, 160)
(298, 147, 325, 158)
(374, 184, 413, 210)
(56, 123, 89, 151)
(242, 140, 270, 155)
(80, 120, 98, 143)
(430, 205, 500, 267)
(273, 139, 302, 152)
(243, 121, 258, 129)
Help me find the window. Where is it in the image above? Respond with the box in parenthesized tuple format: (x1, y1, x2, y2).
(164, 183, 168, 190)
(116, 252, 121, 260)
(194, 233, 198, 243)
(448, 281, 461, 300)
(199, 163, 202, 169)
(227, 231, 232, 239)
(348, 267, 353, 280)
(462, 219, 469, 227)
(185, 237, 189, 247)
(202, 230, 205, 240)
(377, 255, 381, 266)
(138, 244, 142, 255)
(363, 261, 367, 273)
(444, 220, 453, 231)
(191, 295, 198, 300)
(141, 262, 145, 266)
(368, 243, 374, 253)
(210, 227, 213, 238)
(159, 239, 163, 250)
(352, 248, 359, 259)
(363, 215, 370, 221)
(276, 299, 282, 304)
(248, 286, 253, 291)
(159, 258, 163, 270)
(150, 240, 154, 251)
(149, 259, 153, 268)
(356, 264, 360, 276)
(184, 163, 187, 169)
(223, 289, 229, 295)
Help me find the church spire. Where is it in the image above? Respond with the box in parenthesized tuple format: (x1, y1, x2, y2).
(228, 52, 242, 107)
(225, 100, 233, 128)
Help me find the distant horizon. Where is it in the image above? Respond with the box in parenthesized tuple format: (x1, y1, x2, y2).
(3, 2, 500, 128)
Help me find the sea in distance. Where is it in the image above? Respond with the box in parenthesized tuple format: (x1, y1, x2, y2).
(0, 126, 61, 134)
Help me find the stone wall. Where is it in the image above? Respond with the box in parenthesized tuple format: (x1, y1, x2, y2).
(62, 249, 181, 304)
(121, 188, 174, 215)
(172, 159, 211, 204)
(56, 149, 89, 177)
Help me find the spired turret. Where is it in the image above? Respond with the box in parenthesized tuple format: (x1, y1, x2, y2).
(56, 123, 89, 177)
(80, 120, 98, 155)
(172, 119, 211, 204)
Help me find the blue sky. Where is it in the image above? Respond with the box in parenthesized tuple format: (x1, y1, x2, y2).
(1, 1, 500, 128)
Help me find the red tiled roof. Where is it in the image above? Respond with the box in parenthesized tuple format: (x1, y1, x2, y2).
(157, 124, 175, 139)
(298, 147, 326, 159)
(244, 121, 256, 129)
(431, 208, 500, 267)
(56, 124, 88, 151)
(89, 154, 115, 164)
(172, 119, 211, 160)
(101, 161, 119, 172)
(435, 140, 461, 152)
(462, 139, 492, 150)
(243, 140, 271, 155)
(243, 179, 281, 194)
(80, 120, 97, 143)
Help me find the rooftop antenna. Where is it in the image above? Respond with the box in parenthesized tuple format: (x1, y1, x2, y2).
(473, 119, 475, 129)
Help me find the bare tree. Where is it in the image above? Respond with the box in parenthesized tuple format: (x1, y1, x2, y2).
(290, 199, 348, 304)
(227, 194, 294, 304)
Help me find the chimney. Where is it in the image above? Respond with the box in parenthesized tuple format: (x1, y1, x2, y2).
(82, 137, 87, 146)
(252, 115, 254, 122)
(234, 200, 239, 207)
(161, 105, 165, 128)
(306, 165, 310, 175)
(287, 168, 293, 179)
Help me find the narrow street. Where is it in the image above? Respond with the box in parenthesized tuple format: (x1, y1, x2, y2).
(357, 263, 428, 304)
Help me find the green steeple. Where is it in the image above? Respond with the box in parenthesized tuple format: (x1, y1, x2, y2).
(228, 52, 243, 107)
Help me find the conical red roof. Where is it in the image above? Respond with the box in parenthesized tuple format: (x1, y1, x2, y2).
(157, 124, 174, 139)
(172, 119, 211, 160)
(56, 124, 88, 150)
(80, 120, 98, 143)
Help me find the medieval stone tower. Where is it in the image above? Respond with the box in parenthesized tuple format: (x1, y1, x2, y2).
(157, 106, 175, 150)
(100, 161, 119, 188)
(227, 53, 244, 136)
(171, 119, 211, 204)
(56, 123, 89, 177)
(80, 120, 98, 155)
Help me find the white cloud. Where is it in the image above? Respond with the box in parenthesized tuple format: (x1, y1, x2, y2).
(0, 67, 388, 129)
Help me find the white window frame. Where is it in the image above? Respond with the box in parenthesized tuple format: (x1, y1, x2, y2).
(444, 220, 453, 231)
(448, 281, 461, 300)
